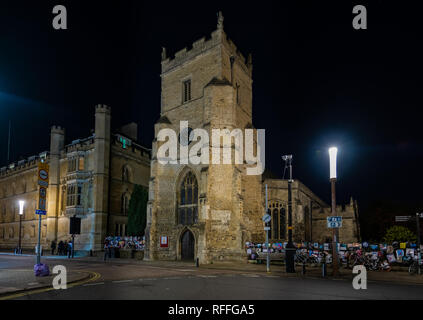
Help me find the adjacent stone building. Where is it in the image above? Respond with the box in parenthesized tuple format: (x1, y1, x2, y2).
(145, 13, 360, 264)
(265, 178, 360, 244)
(0, 105, 150, 252)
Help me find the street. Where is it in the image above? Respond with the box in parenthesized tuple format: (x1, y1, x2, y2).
(15, 273, 423, 300)
(1, 255, 423, 300)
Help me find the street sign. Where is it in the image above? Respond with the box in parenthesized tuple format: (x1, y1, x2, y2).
(264, 226, 270, 231)
(39, 198, 46, 211)
(262, 214, 271, 223)
(39, 187, 47, 199)
(35, 210, 47, 216)
(37, 162, 49, 188)
(395, 216, 412, 222)
(327, 216, 342, 228)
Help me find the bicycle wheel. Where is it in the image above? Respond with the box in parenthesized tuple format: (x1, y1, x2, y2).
(409, 262, 418, 275)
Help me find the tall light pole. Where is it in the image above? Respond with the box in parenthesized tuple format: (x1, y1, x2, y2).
(18, 200, 24, 254)
(283, 155, 295, 273)
(329, 147, 339, 276)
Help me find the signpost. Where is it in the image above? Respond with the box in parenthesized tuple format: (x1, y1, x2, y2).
(263, 184, 270, 273)
(36, 161, 49, 265)
(327, 216, 343, 229)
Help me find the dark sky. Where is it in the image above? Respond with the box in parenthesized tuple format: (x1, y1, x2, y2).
(0, 1, 422, 221)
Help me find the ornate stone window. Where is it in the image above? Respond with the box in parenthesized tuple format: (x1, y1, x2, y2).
(67, 158, 78, 173)
(178, 172, 198, 225)
(268, 201, 286, 241)
(66, 184, 82, 207)
(121, 193, 130, 216)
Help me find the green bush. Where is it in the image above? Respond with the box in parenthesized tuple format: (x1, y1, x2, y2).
(382, 225, 416, 243)
(127, 185, 148, 237)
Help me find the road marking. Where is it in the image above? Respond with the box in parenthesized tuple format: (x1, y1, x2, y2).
(197, 275, 217, 278)
(27, 282, 40, 286)
(112, 280, 134, 284)
(83, 282, 105, 287)
(174, 269, 196, 272)
(242, 274, 260, 278)
(144, 278, 157, 281)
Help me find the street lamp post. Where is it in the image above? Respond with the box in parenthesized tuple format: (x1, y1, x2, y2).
(18, 200, 24, 255)
(329, 147, 339, 276)
(283, 155, 295, 273)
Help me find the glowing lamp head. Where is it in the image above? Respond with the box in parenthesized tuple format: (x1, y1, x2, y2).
(329, 147, 338, 180)
(19, 200, 25, 215)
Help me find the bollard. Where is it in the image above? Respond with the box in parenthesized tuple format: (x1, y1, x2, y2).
(322, 262, 327, 277)
(196, 258, 199, 268)
(302, 262, 306, 275)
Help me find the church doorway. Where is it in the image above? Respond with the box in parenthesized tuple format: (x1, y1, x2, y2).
(181, 229, 195, 261)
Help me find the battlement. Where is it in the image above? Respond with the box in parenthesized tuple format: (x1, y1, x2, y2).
(65, 135, 95, 153)
(162, 12, 252, 76)
(95, 104, 111, 114)
(51, 125, 65, 135)
(111, 134, 151, 160)
(0, 153, 49, 178)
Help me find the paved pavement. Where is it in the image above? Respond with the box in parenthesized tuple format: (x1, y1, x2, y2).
(1, 254, 423, 300)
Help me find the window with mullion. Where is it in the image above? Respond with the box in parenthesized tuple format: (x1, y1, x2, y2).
(178, 172, 198, 225)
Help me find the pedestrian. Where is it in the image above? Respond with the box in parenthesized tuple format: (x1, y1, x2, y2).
(103, 239, 110, 261)
(64, 241, 68, 257)
(51, 240, 56, 255)
(58, 240, 64, 255)
(67, 240, 73, 258)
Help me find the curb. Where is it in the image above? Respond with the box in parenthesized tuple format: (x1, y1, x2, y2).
(0, 270, 99, 300)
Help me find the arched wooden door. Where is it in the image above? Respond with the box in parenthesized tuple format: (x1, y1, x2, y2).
(181, 230, 195, 260)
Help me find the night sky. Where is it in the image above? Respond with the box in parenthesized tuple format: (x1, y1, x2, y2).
(0, 1, 422, 238)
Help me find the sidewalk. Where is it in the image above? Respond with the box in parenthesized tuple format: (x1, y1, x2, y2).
(0, 266, 92, 297)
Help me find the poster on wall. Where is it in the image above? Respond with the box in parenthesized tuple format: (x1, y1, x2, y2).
(160, 236, 168, 248)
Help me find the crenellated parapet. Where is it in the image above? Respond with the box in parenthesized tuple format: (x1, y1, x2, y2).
(0, 153, 49, 178)
(95, 104, 111, 114)
(162, 12, 252, 77)
(51, 125, 65, 135)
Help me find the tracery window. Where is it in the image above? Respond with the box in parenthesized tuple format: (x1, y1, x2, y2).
(178, 172, 198, 225)
(268, 201, 286, 241)
(67, 184, 82, 207)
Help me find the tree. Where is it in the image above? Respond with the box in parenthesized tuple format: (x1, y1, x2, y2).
(382, 226, 416, 244)
(127, 185, 148, 237)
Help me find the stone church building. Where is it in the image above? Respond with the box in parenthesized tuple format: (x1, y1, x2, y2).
(145, 13, 360, 264)
(0, 105, 150, 252)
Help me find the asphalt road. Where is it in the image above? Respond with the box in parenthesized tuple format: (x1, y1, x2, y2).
(14, 272, 423, 300)
(1, 255, 423, 300)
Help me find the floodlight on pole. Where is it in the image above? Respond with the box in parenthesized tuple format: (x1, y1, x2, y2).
(17, 200, 25, 255)
(329, 147, 338, 180)
(19, 200, 25, 215)
(328, 147, 339, 276)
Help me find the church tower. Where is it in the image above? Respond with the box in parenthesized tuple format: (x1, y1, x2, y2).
(145, 13, 264, 263)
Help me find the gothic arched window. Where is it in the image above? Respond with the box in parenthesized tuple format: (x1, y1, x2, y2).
(122, 166, 131, 183)
(280, 208, 286, 240)
(178, 172, 198, 225)
(268, 201, 286, 241)
(121, 193, 130, 216)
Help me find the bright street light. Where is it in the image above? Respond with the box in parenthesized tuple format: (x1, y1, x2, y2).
(19, 200, 25, 215)
(329, 147, 338, 180)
